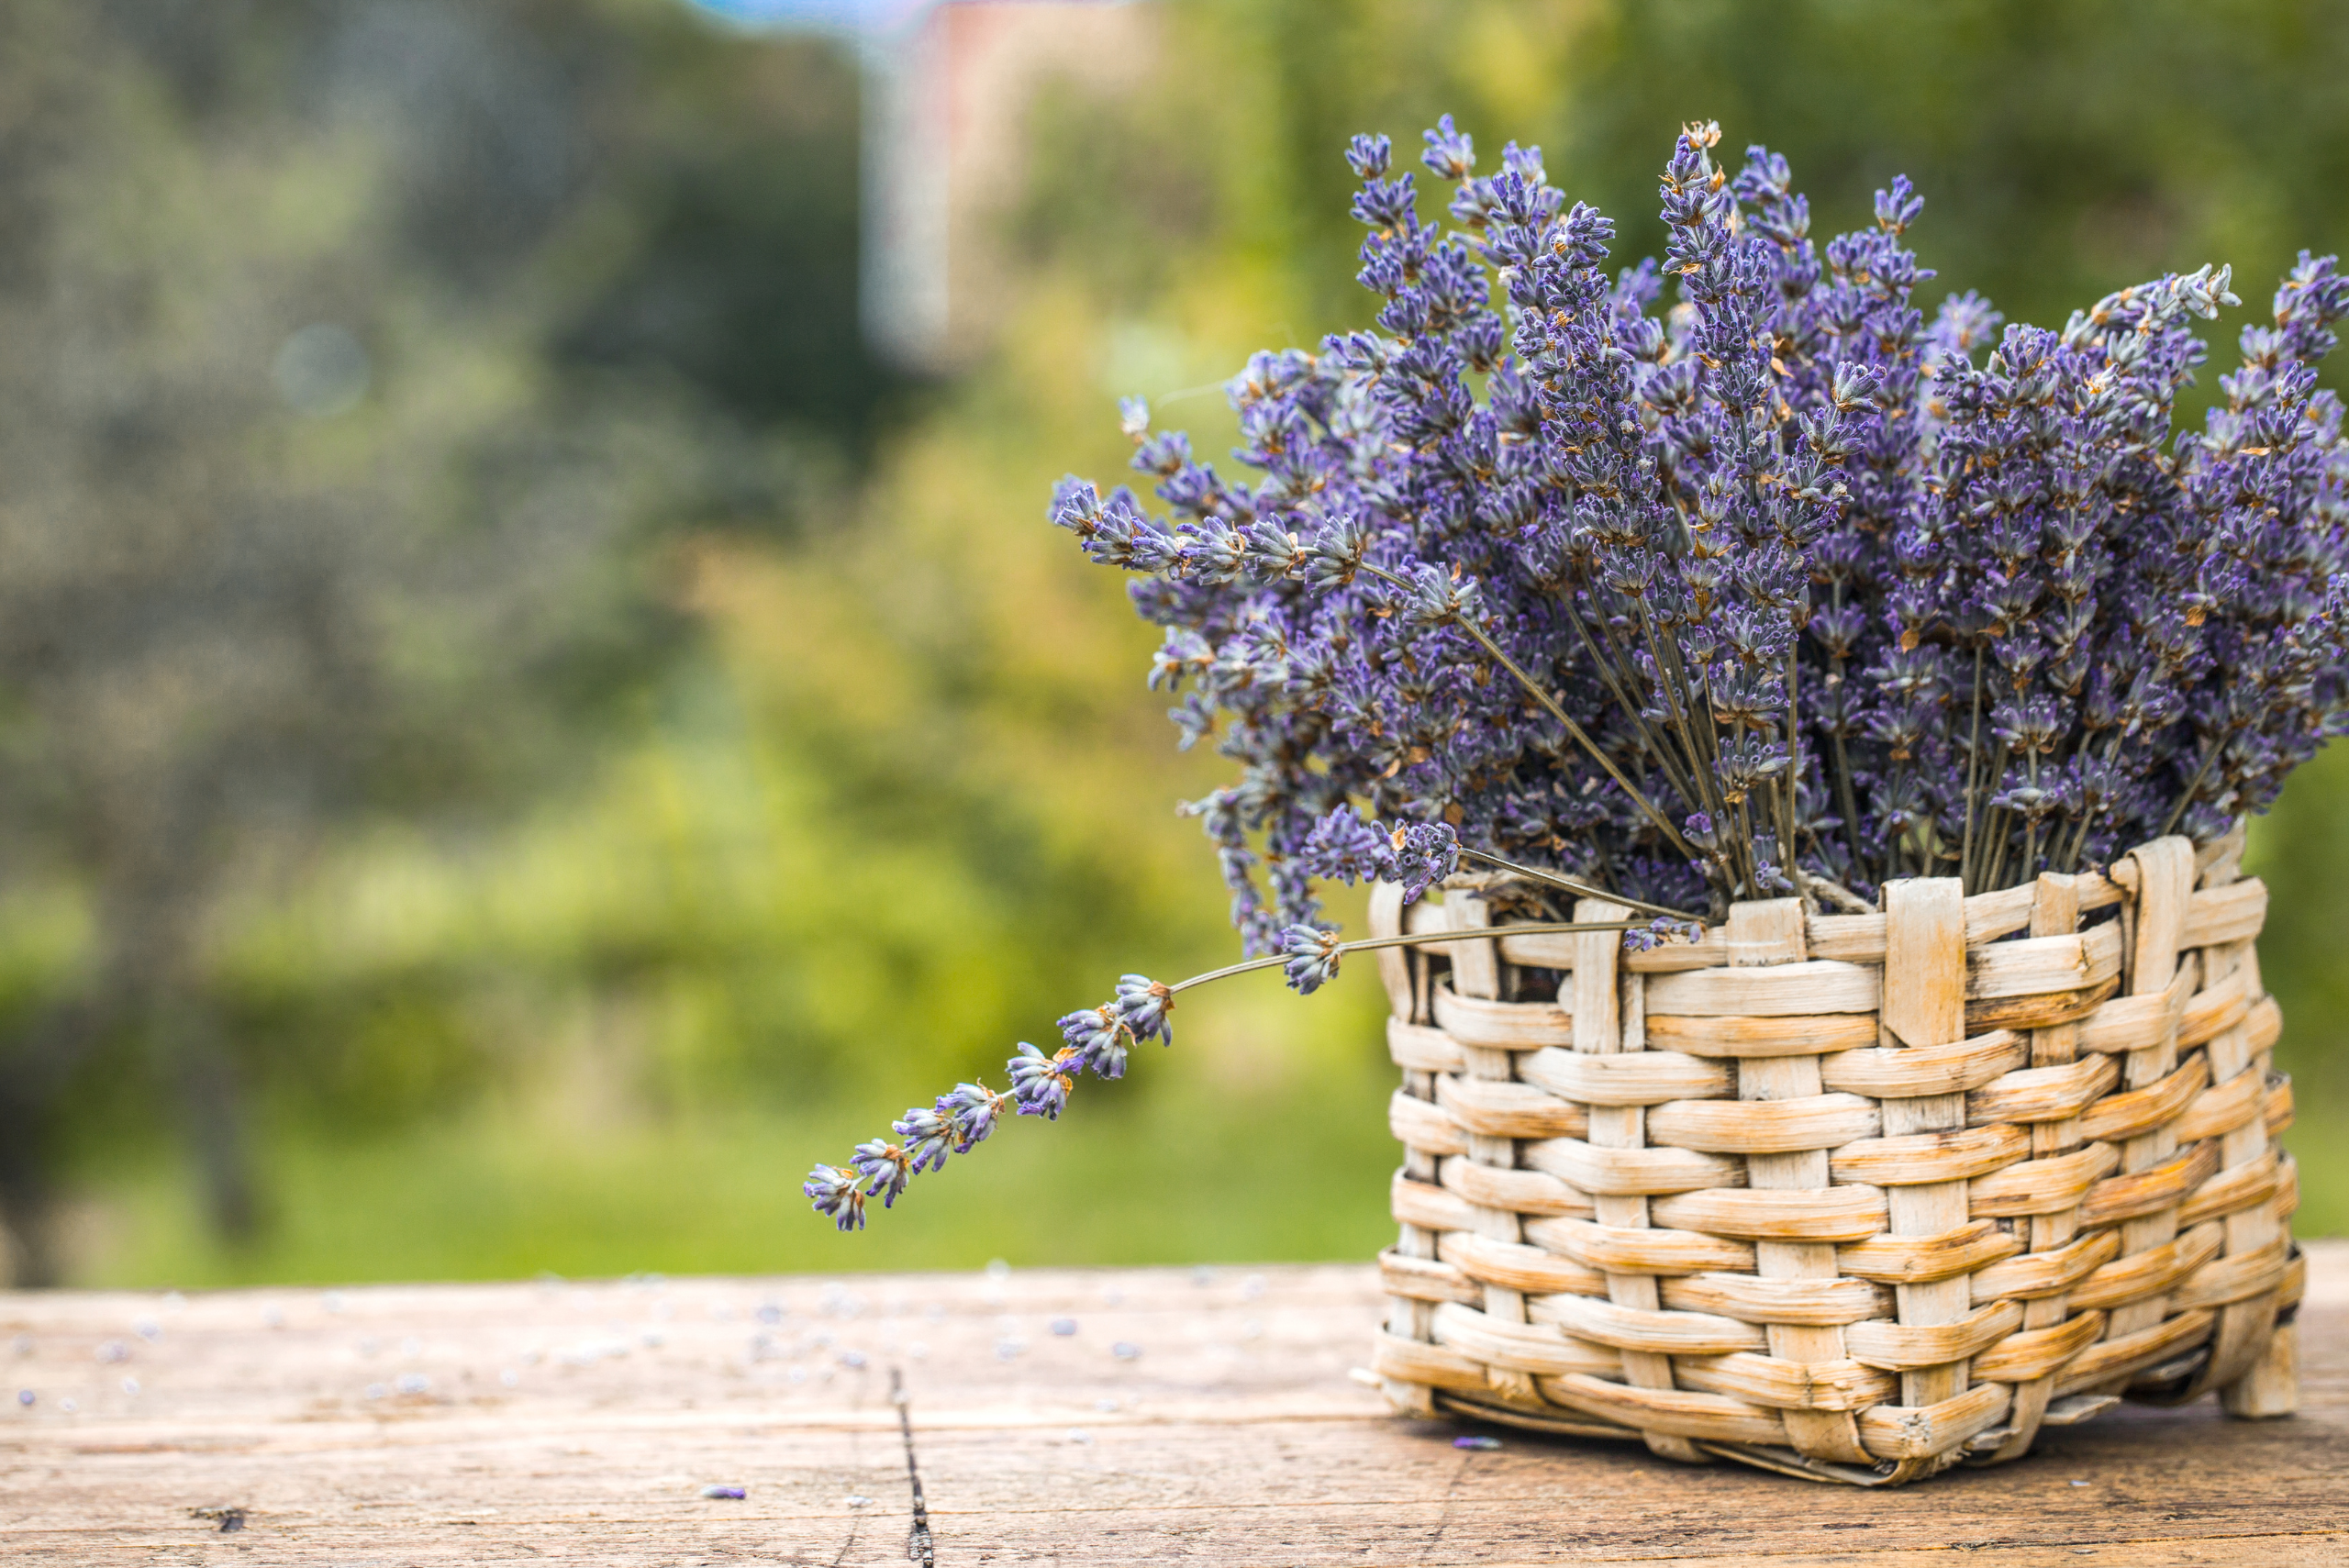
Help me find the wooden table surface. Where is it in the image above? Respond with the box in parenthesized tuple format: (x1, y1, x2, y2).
(4, 1242, 2343, 1565)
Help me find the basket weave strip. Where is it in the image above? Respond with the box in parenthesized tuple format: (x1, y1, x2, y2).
(1371, 832, 2300, 1485)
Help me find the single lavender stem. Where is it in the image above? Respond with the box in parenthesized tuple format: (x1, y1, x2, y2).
(1830, 728, 1867, 886)
(2158, 734, 2227, 837)
(1881, 758, 1918, 879)
(2057, 726, 2132, 873)
(1698, 658, 1762, 896)
(1778, 655, 1802, 890)
(1167, 919, 1665, 994)
(1983, 798, 2014, 891)
(1819, 581, 1870, 885)
(2021, 745, 2043, 884)
(1567, 596, 1704, 815)
(1453, 848, 1706, 921)
(1959, 645, 1986, 894)
(1972, 742, 2013, 892)
(1636, 602, 1728, 820)
(1729, 794, 1761, 900)
(1627, 602, 1719, 806)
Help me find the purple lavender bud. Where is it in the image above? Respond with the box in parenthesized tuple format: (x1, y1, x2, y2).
(1279, 925, 1344, 994)
(936, 1083, 1010, 1152)
(1082, 488, 1178, 572)
(803, 1164, 867, 1232)
(1112, 974, 1174, 1045)
(851, 1139, 914, 1209)
(1830, 361, 1885, 411)
(1345, 133, 1391, 180)
(1301, 513, 1367, 588)
(1420, 114, 1475, 181)
(1057, 1003, 1131, 1078)
(1008, 1042, 1078, 1119)
(1872, 175, 1923, 235)
(892, 1108, 953, 1173)
(1149, 628, 1211, 692)
(1396, 561, 1484, 627)
(1131, 428, 1191, 478)
(1384, 821, 1461, 902)
(1240, 518, 1306, 581)
(1118, 395, 1150, 439)
(1931, 289, 2003, 358)
(1298, 807, 1386, 884)
(1048, 476, 1103, 539)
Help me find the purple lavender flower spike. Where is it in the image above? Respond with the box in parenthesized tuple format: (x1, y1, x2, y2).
(1279, 925, 1345, 994)
(804, 1164, 867, 1232)
(1112, 974, 1174, 1045)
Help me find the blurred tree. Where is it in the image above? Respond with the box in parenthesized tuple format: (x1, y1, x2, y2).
(0, 0, 900, 1283)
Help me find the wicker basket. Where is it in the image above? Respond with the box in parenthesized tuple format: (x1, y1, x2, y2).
(1367, 828, 2302, 1485)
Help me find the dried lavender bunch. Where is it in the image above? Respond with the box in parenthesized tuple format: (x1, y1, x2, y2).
(806, 117, 2349, 1231)
(1068, 118, 2348, 916)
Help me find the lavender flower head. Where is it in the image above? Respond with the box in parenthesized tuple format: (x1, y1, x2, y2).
(804, 1164, 866, 1233)
(1057, 1003, 1130, 1078)
(1280, 925, 1345, 994)
(1008, 1042, 1079, 1119)
(1113, 974, 1174, 1044)
(892, 1108, 953, 1174)
(1297, 807, 1459, 903)
(938, 1083, 1011, 1151)
(851, 1139, 914, 1210)
(1298, 807, 1387, 884)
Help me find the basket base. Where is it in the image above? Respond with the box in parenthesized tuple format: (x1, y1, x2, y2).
(2222, 1318, 2300, 1418)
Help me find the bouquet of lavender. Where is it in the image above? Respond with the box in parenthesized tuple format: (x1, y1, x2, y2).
(807, 118, 2349, 1232)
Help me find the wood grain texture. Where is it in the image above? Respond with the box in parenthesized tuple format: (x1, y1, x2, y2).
(1, 1249, 2341, 1564)
(0, 1249, 2321, 1568)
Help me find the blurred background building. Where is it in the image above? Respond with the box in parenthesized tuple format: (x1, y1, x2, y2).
(696, 0, 1155, 369)
(0, 0, 2343, 1289)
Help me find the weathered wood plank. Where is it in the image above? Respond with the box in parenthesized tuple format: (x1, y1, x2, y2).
(0, 1245, 2341, 1563)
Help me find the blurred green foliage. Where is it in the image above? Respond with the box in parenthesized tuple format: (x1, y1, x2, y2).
(16, 0, 2348, 1287)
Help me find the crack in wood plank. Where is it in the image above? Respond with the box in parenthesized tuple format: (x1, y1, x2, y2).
(893, 1367, 935, 1568)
